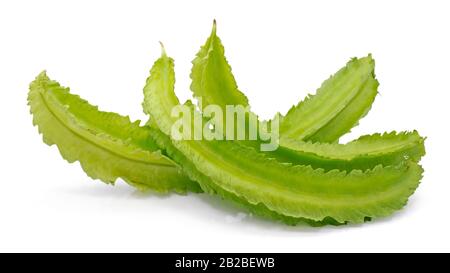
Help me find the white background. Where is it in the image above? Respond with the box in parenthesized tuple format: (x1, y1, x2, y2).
(0, 0, 449, 252)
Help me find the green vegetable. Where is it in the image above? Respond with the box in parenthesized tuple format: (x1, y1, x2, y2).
(28, 71, 200, 193)
(280, 56, 378, 142)
(265, 131, 424, 172)
(143, 51, 423, 224)
(28, 22, 425, 226)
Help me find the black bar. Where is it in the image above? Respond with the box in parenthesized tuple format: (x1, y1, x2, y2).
(0, 253, 447, 272)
